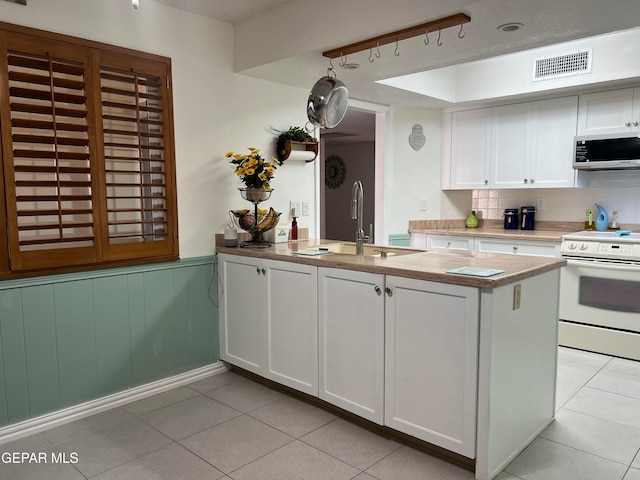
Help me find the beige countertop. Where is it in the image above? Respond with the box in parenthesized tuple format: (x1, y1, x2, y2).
(410, 227, 569, 242)
(216, 239, 566, 289)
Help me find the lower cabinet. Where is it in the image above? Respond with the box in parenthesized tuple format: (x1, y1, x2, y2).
(475, 237, 560, 257)
(426, 234, 475, 251)
(218, 254, 318, 396)
(220, 255, 478, 457)
(318, 268, 385, 424)
(385, 275, 479, 458)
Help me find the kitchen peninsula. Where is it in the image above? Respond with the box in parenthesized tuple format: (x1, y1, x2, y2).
(216, 240, 566, 480)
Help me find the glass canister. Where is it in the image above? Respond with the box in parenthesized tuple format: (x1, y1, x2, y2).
(503, 208, 519, 229)
(520, 206, 536, 230)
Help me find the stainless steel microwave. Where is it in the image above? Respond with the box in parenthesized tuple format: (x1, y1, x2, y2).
(574, 133, 640, 170)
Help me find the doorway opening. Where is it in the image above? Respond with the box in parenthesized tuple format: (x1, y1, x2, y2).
(319, 107, 381, 242)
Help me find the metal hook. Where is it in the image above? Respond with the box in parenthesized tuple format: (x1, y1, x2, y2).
(329, 57, 334, 70)
(369, 47, 374, 63)
(394, 38, 400, 57)
(339, 52, 347, 67)
(424, 29, 430, 46)
(458, 22, 465, 39)
(437, 28, 443, 47)
(375, 42, 381, 58)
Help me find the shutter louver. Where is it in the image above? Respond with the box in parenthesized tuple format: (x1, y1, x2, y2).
(1, 35, 100, 270)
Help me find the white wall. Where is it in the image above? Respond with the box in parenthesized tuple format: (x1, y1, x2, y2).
(0, 0, 317, 258)
(385, 106, 457, 235)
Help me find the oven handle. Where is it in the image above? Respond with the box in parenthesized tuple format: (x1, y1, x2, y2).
(565, 258, 640, 271)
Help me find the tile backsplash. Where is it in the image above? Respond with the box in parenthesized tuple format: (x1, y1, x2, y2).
(471, 184, 640, 228)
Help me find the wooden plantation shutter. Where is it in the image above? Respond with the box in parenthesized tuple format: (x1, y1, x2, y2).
(94, 51, 177, 261)
(0, 23, 178, 277)
(0, 33, 101, 271)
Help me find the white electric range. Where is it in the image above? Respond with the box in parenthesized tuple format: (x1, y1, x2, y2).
(559, 230, 640, 360)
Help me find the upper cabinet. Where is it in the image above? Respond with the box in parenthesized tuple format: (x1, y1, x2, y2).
(492, 97, 578, 189)
(444, 96, 578, 190)
(449, 108, 493, 189)
(577, 88, 640, 136)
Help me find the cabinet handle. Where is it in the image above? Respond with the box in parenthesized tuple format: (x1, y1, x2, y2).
(524, 178, 528, 184)
(626, 121, 632, 127)
(375, 286, 382, 296)
(530, 178, 535, 184)
(446, 241, 451, 248)
(261, 268, 266, 275)
(385, 287, 393, 297)
(484, 179, 488, 185)
(256, 267, 261, 274)
(513, 245, 518, 252)
(635, 121, 639, 127)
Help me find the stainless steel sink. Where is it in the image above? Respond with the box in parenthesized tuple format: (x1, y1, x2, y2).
(311, 243, 423, 257)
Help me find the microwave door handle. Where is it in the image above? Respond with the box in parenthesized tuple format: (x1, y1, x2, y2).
(566, 259, 640, 271)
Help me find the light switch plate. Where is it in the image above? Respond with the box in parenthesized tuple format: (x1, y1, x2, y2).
(420, 198, 428, 211)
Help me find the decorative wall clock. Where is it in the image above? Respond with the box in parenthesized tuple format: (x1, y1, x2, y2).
(325, 155, 346, 188)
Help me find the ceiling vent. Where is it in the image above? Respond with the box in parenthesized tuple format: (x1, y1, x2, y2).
(532, 49, 592, 82)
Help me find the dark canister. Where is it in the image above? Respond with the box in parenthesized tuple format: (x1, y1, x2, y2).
(520, 206, 536, 230)
(503, 208, 519, 229)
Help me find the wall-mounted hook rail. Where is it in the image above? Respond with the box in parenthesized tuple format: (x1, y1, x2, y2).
(322, 12, 470, 59)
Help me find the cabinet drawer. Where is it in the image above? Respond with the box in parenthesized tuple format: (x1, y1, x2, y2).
(475, 238, 560, 257)
(427, 235, 474, 251)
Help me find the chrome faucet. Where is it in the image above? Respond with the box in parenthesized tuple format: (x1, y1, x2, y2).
(351, 180, 369, 255)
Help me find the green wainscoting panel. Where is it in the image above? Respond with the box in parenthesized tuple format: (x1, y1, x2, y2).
(22, 285, 60, 418)
(94, 276, 132, 398)
(54, 280, 98, 408)
(0, 289, 28, 424)
(0, 256, 217, 429)
(128, 273, 148, 387)
(188, 263, 218, 364)
(388, 233, 411, 247)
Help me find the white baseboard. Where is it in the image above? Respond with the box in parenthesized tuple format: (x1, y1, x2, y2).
(0, 361, 228, 445)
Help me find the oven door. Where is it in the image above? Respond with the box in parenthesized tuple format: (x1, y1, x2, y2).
(560, 259, 640, 333)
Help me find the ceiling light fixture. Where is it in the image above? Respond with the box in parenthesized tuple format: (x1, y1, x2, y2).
(497, 23, 523, 32)
(132, 0, 139, 10)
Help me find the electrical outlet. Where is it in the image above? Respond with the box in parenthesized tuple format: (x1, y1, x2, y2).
(513, 284, 521, 310)
(290, 200, 301, 217)
(419, 198, 428, 211)
(536, 197, 545, 210)
(301, 202, 309, 216)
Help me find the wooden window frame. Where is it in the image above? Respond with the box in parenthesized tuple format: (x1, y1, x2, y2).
(0, 22, 178, 279)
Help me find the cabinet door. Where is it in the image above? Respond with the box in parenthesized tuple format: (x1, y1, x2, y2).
(491, 103, 531, 189)
(384, 276, 479, 458)
(218, 254, 268, 374)
(450, 108, 492, 189)
(529, 96, 577, 188)
(318, 267, 385, 424)
(426, 234, 474, 251)
(475, 238, 560, 257)
(265, 260, 318, 396)
(577, 88, 637, 135)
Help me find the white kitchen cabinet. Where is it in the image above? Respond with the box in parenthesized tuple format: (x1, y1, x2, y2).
(491, 97, 577, 189)
(218, 254, 318, 396)
(577, 88, 640, 135)
(475, 238, 561, 257)
(318, 267, 385, 424)
(450, 108, 492, 189)
(384, 275, 479, 457)
(426, 234, 475, 251)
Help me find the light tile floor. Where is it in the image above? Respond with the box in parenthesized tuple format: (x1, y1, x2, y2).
(1, 346, 640, 480)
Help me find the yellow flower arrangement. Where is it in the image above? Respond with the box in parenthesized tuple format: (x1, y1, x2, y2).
(226, 147, 281, 189)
